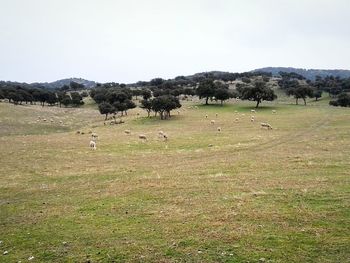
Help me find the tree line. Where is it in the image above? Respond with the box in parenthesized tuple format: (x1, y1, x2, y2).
(0, 81, 86, 107)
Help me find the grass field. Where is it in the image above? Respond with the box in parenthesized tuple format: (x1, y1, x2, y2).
(0, 97, 349, 262)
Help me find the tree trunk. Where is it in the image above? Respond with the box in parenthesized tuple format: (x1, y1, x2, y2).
(221, 100, 223, 106)
(255, 100, 260, 108)
(205, 97, 209, 105)
(296, 98, 298, 105)
(303, 98, 306, 105)
(105, 114, 108, 120)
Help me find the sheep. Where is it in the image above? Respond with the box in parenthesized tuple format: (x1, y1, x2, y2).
(89, 140, 97, 150)
(59, 120, 63, 124)
(205, 114, 208, 119)
(234, 110, 238, 114)
(43, 118, 47, 122)
(251, 116, 255, 122)
(215, 113, 218, 117)
(272, 110, 276, 114)
(235, 118, 239, 122)
(177, 110, 180, 115)
(139, 134, 147, 141)
(91, 133, 98, 141)
(260, 122, 273, 130)
(217, 127, 221, 132)
(136, 112, 140, 117)
(251, 109, 256, 113)
(211, 120, 215, 125)
(76, 131, 81, 134)
(162, 133, 168, 141)
(50, 119, 54, 123)
(124, 129, 131, 135)
(158, 131, 164, 137)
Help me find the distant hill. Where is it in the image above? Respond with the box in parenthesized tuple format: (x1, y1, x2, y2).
(252, 67, 350, 80)
(32, 78, 96, 89)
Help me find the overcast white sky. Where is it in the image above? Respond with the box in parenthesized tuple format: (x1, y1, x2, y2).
(0, 0, 349, 83)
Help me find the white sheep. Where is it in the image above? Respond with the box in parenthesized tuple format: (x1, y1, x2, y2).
(272, 110, 276, 114)
(251, 109, 256, 113)
(162, 133, 168, 141)
(91, 133, 98, 141)
(205, 115, 208, 119)
(235, 118, 239, 122)
(261, 123, 273, 130)
(251, 117, 255, 122)
(124, 129, 131, 135)
(211, 120, 215, 125)
(89, 140, 97, 150)
(139, 134, 147, 141)
(217, 127, 221, 132)
(215, 113, 218, 117)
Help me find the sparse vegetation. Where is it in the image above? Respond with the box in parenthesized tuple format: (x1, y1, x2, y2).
(0, 72, 349, 262)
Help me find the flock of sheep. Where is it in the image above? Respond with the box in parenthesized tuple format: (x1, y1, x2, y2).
(87, 108, 276, 150)
(37, 116, 63, 125)
(208, 109, 275, 132)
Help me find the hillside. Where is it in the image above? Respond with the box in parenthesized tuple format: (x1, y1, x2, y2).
(31, 78, 96, 89)
(253, 67, 350, 80)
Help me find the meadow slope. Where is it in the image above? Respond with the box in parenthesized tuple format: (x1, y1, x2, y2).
(0, 98, 349, 262)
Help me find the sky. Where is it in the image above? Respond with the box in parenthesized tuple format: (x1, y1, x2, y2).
(0, 0, 350, 83)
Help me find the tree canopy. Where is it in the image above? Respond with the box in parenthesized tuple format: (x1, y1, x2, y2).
(237, 81, 277, 108)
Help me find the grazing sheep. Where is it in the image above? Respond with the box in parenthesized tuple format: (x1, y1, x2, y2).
(162, 133, 168, 141)
(91, 133, 98, 141)
(158, 131, 164, 137)
(124, 129, 131, 135)
(76, 131, 81, 134)
(205, 114, 208, 119)
(43, 118, 47, 122)
(235, 118, 239, 122)
(261, 122, 273, 130)
(251, 109, 256, 113)
(217, 127, 221, 132)
(211, 120, 215, 125)
(272, 110, 276, 114)
(59, 120, 63, 124)
(50, 119, 54, 123)
(234, 110, 238, 114)
(251, 117, 255, 122)
(89, 140, 97, 150)
(215, 113, 218, 117)
(139, 134, 147, 141)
